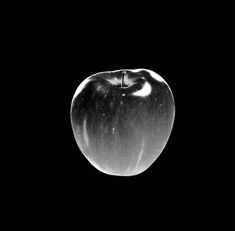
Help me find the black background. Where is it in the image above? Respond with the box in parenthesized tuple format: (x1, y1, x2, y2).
(7, 1, 234, 229)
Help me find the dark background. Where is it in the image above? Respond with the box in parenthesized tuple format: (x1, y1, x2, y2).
(7, 1, 234, 229)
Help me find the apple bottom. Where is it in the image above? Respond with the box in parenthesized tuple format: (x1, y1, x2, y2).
(73, 115, 172, 176)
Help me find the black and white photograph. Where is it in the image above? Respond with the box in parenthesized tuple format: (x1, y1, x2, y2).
(4, 1, 234, 229)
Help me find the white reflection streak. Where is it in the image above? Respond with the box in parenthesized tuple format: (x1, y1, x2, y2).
(83, 118, 89, 147)
(136, 139, 145, 168)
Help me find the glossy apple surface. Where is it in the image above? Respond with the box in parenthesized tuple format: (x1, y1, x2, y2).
(70, 68, 175, 176)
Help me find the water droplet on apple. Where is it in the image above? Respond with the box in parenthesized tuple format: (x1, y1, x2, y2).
(70, 68, 175, 176)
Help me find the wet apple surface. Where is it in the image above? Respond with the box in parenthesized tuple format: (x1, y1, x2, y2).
(70, 68, 175, 176)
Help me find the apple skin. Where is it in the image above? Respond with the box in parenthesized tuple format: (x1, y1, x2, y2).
(70, 68, 175, 176)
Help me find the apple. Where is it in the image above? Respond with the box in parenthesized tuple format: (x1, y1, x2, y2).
(70, 68, 175, 176)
